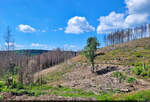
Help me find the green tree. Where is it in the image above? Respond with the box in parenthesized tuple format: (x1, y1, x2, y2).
(83, 37, 100, 73)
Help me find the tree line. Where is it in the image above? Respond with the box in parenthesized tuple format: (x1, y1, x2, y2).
(103, 23, 150, 46)
(0, 26, 78, 85)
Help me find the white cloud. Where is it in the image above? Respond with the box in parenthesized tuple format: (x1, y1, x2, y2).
(5, 42, 15, 47)
(125, 14, 148, 26)
(97, 12, 127, 34)
(97, 0, 150, 34)
(58, 27, 63, 31)
(31, 43, 57, 50)
(31, 43, 48, 48)
(65, 16, 95, 34)
(18, 24, 36, 33)
(125, 0, 150, 14)
(124, 0, 150, 26)
(5, 42, 24, 49)
(53, 27, 63, 32)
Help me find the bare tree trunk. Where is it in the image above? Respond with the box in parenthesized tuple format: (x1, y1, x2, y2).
(91, 62, 94, 73)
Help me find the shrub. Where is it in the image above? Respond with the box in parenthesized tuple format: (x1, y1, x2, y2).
(147, 70, 150, 77)
(113, 71, 126, 82)
(140, 71, 148, 77)
(0, 81, 5, 92)
(1, 86, 7, 92)
(15, 82, 24, 89)
(0, 81, 4, 88)
(9, 80, 24, 89)
(132, 66, 143, 75)
(13, 66, 19, 75)
(0, 95, 2, 100)
(126, 77, 136, 83)
(113, 71, 121, 78)
(135, 62, 142, 67)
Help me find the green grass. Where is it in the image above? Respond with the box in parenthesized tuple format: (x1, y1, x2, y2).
(115, 89, 150, 101)
(0, 95, 2, 100)
(126, 77, 136, 83)
(0, 83, 113, 100)
(96, 46, 150, 66)
(46, 64, 75, 83)
(131, 63, 150, 79)
(113, 71, 126, 82)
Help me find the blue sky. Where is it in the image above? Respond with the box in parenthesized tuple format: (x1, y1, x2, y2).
(0, 0, 149, 51)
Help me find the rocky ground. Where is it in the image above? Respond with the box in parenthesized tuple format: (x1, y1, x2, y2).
(61, 62, 150, 94)
(1, 92, 96, 101)
(1, 61, 150, 101)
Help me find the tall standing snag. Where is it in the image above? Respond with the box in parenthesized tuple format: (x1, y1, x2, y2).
(4, 26, 15, 74)
(83, 37, 100, 73)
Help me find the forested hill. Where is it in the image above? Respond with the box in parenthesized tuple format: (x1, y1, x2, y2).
(0, 49, 78, 56)
(15, 49, 49, 56)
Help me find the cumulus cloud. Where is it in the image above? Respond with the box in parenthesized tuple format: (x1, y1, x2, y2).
(125, 14, 148, 26)
(97, 12, 127, 34)
(5, 42, 24, 49)
(31, 43, 48, 48)
(125, 0, 150, 14)
(124, 0, 150, 26)
(97, 0, 150, 34)
(31, 43, 57, 50)
(31, 43, 49, 49)
(18, 24, 36, 33)
(65, 16, 95, 34)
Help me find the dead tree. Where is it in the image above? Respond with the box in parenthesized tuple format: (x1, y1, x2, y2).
(4, 26, 15, 74)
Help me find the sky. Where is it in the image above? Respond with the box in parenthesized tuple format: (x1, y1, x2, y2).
(0, 0, 150, 51)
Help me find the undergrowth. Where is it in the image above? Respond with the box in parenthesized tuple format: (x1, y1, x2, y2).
(132, 62, 150, 79)
(114, 89, 150, 101)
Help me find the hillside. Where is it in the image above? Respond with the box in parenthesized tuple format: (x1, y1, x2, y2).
(95, 37, 150, 66)
(1, 37, 150, 101)
(34, 37, 150, 100)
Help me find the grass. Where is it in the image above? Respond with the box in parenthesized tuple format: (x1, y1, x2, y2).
(0, 82, 113, 100)
(0, 95, 2, 100)
(131, 63, 150, 79)
(0, 72, 144, 101)
(95, 46, 150, 66)
(0, 63, 113, 100)
(114, 89, 150, 101)
(46, 64, 75, 83)
(126, 77, 136, 83)
(113, 71, 126, 83)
